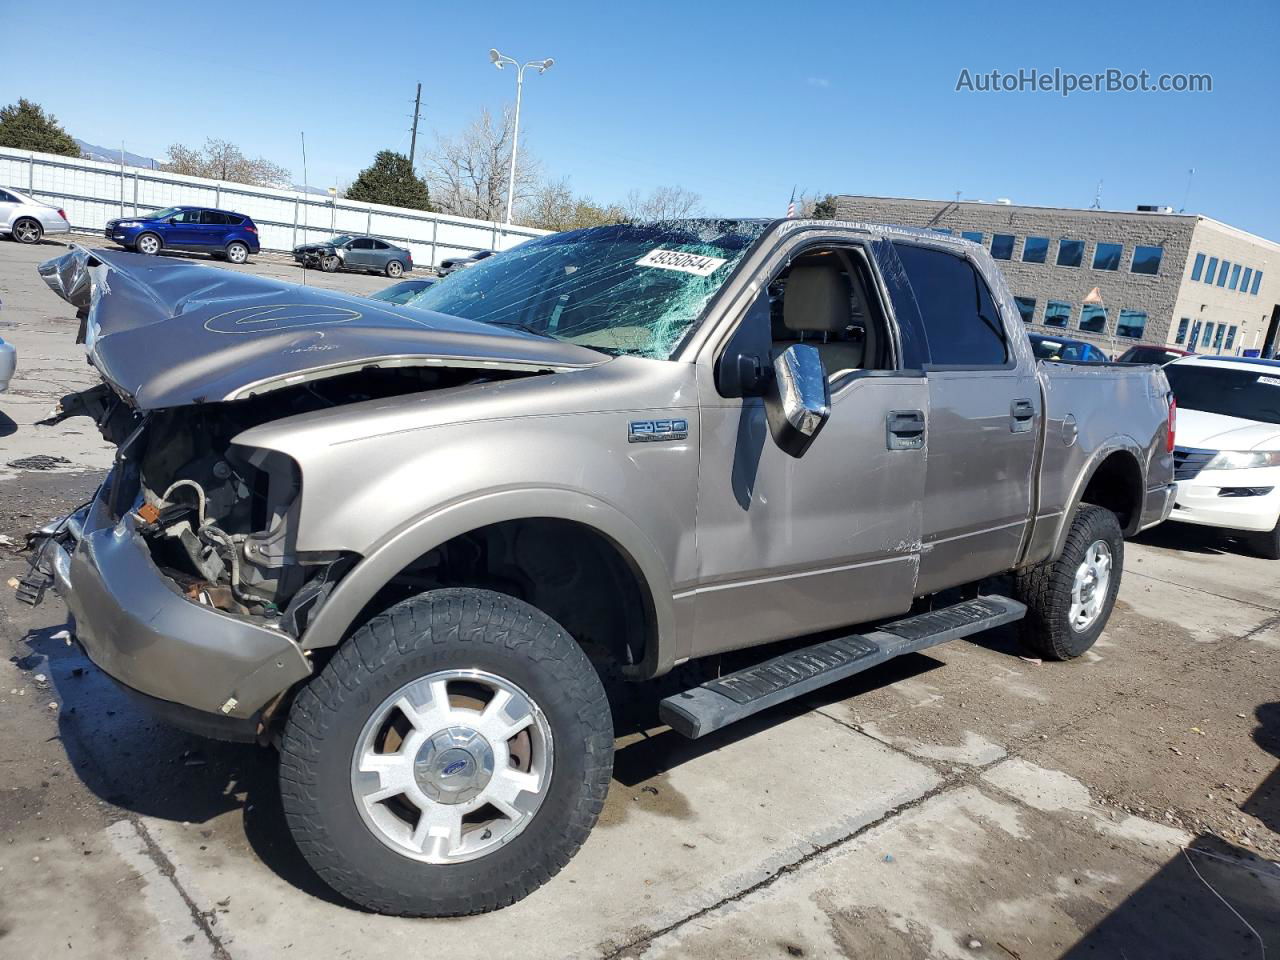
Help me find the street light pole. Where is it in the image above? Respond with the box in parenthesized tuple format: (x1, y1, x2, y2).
(489, 49, 554, 226)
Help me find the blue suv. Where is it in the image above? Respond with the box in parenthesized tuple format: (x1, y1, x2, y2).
(105, 206, 261, 264)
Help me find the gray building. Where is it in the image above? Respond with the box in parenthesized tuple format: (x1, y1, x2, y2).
(833, 195, 1280, 357)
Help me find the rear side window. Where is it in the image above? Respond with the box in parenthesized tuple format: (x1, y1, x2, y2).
(0, 189, 16, 203)
(892, 243, 1009, 367)
(200, 210, 229, 225)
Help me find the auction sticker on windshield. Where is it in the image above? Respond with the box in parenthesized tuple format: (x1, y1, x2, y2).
(1258, 376, 1280, 387)
(636, 249, 728, 276)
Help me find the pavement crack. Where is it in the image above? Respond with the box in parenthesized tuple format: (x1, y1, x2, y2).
(1127, 569, 1280, 613)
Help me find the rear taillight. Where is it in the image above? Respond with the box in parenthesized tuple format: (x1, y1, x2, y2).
(1167, 395, 1177, 453)
(245, 224, 258, 234)
(57, 208, 68, 222)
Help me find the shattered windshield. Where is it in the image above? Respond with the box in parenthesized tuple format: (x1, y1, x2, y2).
(406, 220, 766, 358)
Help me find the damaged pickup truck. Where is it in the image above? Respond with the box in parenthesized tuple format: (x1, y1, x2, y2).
(29, 219, 1175, 917)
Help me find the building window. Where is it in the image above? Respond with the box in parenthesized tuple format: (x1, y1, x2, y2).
(990, 234, 1015, 260)
(930, 227, 953, 235)
(1175, 317, 1190, 344)
(1044, 301, 1071, 328)
(1213, 325, 1225, 348)
(1131, 245, 1163, 275)
(1253, 271, 1263, 295)
(1202, 323, 1215, 347)
(1014, 296, 1036, 322)
(1116, 309, 1147, 339)
(1242, 267, 1253, 293)
(1205, 257, 1219, 284)
(1080, 304, 1108, 333)
(1229, 263, 1241, 290)
(1057, 239, 1084, 267)
(1092, 242, 1123, 271)
(1226, 325, 1238, 350)
(1189, 320, 1202, 347)
(1022, 236, 1049, 263)
(1190, 252, 1205, 281)
(1217, 260, 1231, 287)
(961, 230, 984, 245)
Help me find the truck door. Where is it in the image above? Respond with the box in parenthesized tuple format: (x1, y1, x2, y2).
(689, 237, 928, 658)
(886, 241, 1040, 594)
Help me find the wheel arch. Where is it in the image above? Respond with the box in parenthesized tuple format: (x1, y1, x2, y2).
(299, 488, 677, 678)
(1052, 442, 1146, 559)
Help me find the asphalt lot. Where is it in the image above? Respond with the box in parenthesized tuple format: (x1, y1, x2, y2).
(1, 236, 1278, 959)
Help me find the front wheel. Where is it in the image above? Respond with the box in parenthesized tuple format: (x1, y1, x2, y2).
(321, 254, 340, 272)
(1248, 516, 1280, 560)
(278, 588, 613, 916)
(12, 218, 42, 244)
(225, 241, 249, 264)
(1013, 505, 1123, 660)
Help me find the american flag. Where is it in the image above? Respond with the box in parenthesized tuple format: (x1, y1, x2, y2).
(786, 186, 797, 218)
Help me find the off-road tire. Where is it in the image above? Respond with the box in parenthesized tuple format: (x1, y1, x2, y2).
(1248, 517, 1280, 560)
(1013, 505, 1123, 660)
(278, 588, 613, 917)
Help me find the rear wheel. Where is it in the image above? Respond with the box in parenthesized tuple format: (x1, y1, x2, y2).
(225, 241, 249, 264)
(12, 218, 42, 244)
(385, 259, 404, 278)
(135, 232, 162, 255)
(1013, 505, 1123, 660)
(278, 588, 613, 916)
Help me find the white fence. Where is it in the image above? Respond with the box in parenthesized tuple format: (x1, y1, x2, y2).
(0, 146, 548, 269)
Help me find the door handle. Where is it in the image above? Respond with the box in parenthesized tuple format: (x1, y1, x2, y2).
(886, 409, 925, 450)
(1010, 398, 1035, 433)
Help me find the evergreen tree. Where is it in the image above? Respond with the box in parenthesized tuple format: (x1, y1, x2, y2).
(809, 194, 839, 219)
(0, 99, 80, 157)
(345, 151, 432, 210)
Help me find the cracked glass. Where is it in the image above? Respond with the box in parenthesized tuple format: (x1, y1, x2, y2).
(404, 221, 766, 359)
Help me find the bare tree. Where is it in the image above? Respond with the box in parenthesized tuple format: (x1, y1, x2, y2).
(522, 178, 626, 232)
(424, 106, 539, 223)
(623, 185, 704, 222)
(163, 138, 292, 187)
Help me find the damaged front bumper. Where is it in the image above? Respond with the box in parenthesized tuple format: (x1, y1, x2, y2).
(45, 473, 313, 740)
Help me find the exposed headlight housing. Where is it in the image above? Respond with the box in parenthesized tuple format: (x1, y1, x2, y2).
(1205, 450, 1280, 470)
(117, 221, 141, 228)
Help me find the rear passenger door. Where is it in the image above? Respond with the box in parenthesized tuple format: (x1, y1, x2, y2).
(887, 241, 1040, 594)
(198, 210, 231, 248)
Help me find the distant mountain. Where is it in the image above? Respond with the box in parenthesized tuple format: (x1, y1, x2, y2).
(75, 139, 160, 168)
(74, 137, 330, 196)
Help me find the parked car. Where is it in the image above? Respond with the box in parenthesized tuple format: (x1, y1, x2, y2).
(0, 296, 12, 391)
(293, 235, 413, 278)
(1, 187, 71, 244)
(1028, 333, 1110, 362)
(32, 222, 1174, 917)
(1164, 355, 1280, 557)
(104, 207, 260, 263)
(367, 277, 435, 305)
(437, 249, 494, 275)
(1116, 343, 1194, 365)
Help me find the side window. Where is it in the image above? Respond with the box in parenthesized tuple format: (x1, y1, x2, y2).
(352, 237, 375, 250)
(892, 243, 1009, 367)
(0, 189, 16, 203)
(176, 209, 203, 223)
(370, 239, 389, 250)
(200, 211, 228, 225)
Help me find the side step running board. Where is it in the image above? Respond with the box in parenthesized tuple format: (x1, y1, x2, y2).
(659, 595, 1026, 739)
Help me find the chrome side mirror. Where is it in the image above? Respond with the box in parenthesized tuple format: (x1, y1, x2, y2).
(764, 344, 831, 457)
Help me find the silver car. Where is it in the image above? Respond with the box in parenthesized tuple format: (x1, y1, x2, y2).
(0, 296, 12, 392)
(437, 248, 494, 275)
(1, 186, 72, 244)
(292, 234, 414, 277)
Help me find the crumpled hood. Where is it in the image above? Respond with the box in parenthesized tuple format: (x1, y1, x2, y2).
(38, 246, 605, 410)
(1176, 407, 1280, 451)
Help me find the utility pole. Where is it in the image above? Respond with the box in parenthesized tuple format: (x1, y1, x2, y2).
(409, 82, 422, 170)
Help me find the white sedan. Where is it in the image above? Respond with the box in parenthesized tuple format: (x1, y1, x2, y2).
(0, 186, 71, 244)
(1166, 355, 1280, 557)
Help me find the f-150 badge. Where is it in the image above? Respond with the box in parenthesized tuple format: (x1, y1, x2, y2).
(629, 419, 689, 443)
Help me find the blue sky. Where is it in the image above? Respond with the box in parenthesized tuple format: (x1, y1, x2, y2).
(8, 0, 1278, 236)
